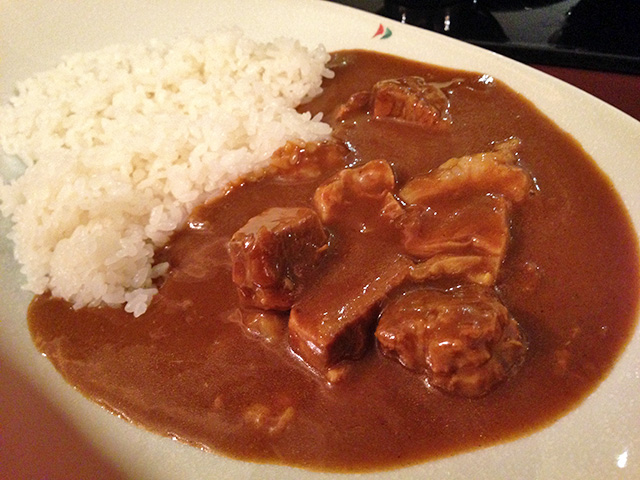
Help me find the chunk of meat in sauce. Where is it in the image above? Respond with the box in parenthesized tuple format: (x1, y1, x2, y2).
(313, 159, 398, 225)
(228, 207, 328, 310)
(335, 76, 451, 128)
(399, 139, 532, 285)
(376, 285, 526, 397)
(404, 195, 511, 285)
(269, 140, 350, 182)
(399, 138, 531, 205)
(287, 160, 409, 374)
(289, 253, 412, 374)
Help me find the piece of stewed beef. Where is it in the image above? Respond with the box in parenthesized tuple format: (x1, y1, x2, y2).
(334, 76, 452, 129)
(313, 159, 398, 225)
(376, 285, 526, 397)
(398, 139, 532, 286)
(228, 207, 328, 310)
(289, 253, 412, 373)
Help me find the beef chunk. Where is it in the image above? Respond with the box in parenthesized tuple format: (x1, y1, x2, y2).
(376, 285, 526, 397)
(334, 76, 451, 128)
(398, 139, 532, 285)
(313, 159, 397, 224)
(269, 140, 349, 183)
(399, 138, 531, 205)
(371, 76, 451, 127)
(289, 253, 412, 373)
(289, 160, 408, 373)
(403, 195, 511, 285)
(229, 207, 328, 310)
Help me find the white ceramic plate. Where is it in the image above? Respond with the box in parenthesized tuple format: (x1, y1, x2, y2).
(1, 1, 639, 479)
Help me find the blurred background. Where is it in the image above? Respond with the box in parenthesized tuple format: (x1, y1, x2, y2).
(327, 0, 640, 119)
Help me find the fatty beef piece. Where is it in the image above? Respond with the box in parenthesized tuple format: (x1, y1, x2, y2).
(399, 138, 533, 286)
(399, 138, 531, 205)
(228, 207, 328, 311)
(335, 76, 452, 128)
(313, 159, 404, 226)
(376, 285, 526, 397)
(269, 140, 350, 183)
(289, 160, 410, 375)
(403, 195, 511, 286)
(289, 253, 412, 374)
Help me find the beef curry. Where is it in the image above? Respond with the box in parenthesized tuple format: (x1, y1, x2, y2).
(28, 50, 640, 471)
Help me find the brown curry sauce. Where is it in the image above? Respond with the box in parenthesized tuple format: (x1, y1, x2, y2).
(28, 50, 640, 471)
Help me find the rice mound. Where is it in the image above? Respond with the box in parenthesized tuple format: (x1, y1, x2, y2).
(0, 29, 333, 317)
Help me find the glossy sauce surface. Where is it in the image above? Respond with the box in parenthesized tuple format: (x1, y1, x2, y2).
(29, 50, 639, 471)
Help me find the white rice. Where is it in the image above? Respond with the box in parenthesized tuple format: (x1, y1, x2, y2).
(0, 29, 333, 316)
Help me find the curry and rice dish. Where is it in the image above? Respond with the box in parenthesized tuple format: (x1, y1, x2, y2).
(1, 34, 639, 471)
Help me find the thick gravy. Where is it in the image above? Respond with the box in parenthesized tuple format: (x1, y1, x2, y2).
(28, 50, 639, 471)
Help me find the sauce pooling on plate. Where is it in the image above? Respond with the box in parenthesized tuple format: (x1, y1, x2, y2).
(28, 50, 640, 471)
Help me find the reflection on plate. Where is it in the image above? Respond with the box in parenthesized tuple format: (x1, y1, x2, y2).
(0, 1, 638, 479)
